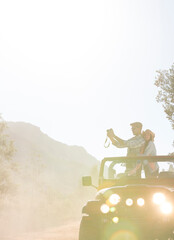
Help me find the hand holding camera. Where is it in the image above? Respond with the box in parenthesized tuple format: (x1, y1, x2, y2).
(104, 128, 115, 148)
(107, 128, 114, 138)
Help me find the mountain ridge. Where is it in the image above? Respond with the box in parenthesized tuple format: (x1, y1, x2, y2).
(6, 121, 99, 193)
(0, 121, 99, 233)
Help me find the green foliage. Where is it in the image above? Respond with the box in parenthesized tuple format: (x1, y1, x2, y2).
(155, 63, 174, 130)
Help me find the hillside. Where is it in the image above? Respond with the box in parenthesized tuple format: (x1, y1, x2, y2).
(7, 122, 99, 193)
(0, 122, 99, 236)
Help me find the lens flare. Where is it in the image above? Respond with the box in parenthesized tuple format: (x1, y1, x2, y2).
(160, 202, 173, 214)
(110, 230, 138, 240)
(109, 194, 120, 205)
(100, 204, 109, 214)
(137, 198, 145, 207)
(110, 207, 116, 213)
(153, 193, 165, 205)
(126, 198, 133, 206)
(112, 216, 119, 223)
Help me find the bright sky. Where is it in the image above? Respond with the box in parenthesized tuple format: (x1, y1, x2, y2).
(0, 0, 174, 160)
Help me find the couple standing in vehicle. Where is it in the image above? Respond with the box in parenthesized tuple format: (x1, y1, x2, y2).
(107, 122, 158, 177)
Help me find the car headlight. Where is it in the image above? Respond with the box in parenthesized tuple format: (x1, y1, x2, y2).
(137, 198, 145, 207)
(160, 202, 173, 214)
(126, 198, 133, 206)
(100, 204, 110, 214)
(153, 192, 165, 205)
(109, 194, 120, 205)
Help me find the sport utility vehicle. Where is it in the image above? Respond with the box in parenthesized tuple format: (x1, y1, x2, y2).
(79, 155, 174, 240)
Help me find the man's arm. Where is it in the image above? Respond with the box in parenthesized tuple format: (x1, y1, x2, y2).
(111, 139, 127, 148)
(107, 129, 125, 147)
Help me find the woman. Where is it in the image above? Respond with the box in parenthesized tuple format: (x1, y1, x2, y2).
(142, 129, 158, 177)
(128, 129, 158, 177)
(142, 129, 156, 155)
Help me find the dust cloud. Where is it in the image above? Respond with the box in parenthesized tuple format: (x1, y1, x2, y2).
(0, 161, 96, 239)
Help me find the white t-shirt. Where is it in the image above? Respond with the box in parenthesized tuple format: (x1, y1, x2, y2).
(144, 141, 156, 156)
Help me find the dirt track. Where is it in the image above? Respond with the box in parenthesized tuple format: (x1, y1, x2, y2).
(1, 221, 80, 240)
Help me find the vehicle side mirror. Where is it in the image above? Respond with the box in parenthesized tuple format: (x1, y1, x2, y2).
(82, 176, 92, 186)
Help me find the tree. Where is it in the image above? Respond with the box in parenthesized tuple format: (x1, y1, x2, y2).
(155, 63, 174, 130)
(0, 116, 15, 195)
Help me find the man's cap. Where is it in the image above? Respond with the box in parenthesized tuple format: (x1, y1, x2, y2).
(130, 122, 142, 129)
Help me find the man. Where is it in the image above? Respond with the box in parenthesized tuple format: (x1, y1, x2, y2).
(107, 122, 145, 175)
(107, 122, 145, 157)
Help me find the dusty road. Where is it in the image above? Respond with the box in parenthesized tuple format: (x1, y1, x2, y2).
(1, 221, 80, 240)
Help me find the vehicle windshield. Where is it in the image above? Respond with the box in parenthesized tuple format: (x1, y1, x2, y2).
(102, 156, 174, 180)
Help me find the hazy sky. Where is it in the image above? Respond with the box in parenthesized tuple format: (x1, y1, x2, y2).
(0, 0, 174, 160)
